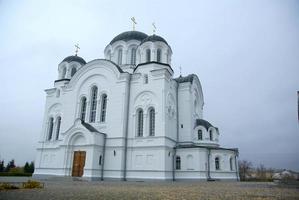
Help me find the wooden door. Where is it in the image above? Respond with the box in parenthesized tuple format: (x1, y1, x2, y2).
(72, 151, 86, 177)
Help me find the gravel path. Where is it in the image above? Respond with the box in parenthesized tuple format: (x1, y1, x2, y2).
(1, 178, 299, 200)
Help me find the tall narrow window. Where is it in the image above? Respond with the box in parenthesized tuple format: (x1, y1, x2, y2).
(47, 117, 54, 141)
(230, 157, 233, 171)
(55, 116, 61, 140)
(118, 49, 123, 65)
(80, 97, 87, 122)
(90, 86, 98, 123)
(61, 67, 66, 79)
(144, 74, 148, 84)
(146, 49, 151, 62)
(71, 67, 76, 77)
(176, 156, 181, 170)
(131, 48, 136, 65)
(215, 157, 220, 170)
(137, 109, 143, 137)
(209, 130, 213, 141)
(198, 129, 202, 140)
(157, 49, 161, 62)
(149, 108, 155, 136)
(100, 94, 107, 122)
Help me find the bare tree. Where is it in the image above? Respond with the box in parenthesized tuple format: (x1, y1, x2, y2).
(239, 160, 252, 181)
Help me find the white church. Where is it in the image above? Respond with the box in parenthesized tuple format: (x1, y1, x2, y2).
(33, 29, 239, 181)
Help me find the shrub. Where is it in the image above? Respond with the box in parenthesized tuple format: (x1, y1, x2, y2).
(0, 183, 19, 190)
(22, 180, 43, 189)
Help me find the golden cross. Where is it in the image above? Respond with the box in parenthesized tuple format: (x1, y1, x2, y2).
(74, 44, 80, 56)
(152, 22, 156, 34)
(131, 17, 137, 31)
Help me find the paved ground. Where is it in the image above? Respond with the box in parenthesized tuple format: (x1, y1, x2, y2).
(0, 177, 299, 200)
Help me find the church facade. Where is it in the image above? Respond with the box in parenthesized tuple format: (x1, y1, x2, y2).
(33, 30, 239, 181)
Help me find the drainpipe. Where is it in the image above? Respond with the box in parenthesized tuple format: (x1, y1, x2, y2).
(123, 74, 132, 181)
(172, 147, 176, 181)
(101, 133, 107, 181)
(172, 79, 179, 181)
(234, 151, 239, 181)
(207, 148, 211, 180)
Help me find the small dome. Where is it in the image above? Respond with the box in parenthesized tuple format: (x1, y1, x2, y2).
(140, 34, 168, 45)
(110, 31, 148, 45)
(62, 55, 86, 65)
(195, 119, 214, 131)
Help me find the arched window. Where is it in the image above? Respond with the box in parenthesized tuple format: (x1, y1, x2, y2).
(144, 74, 148, 84)
(47, 117, 54, 141)
(131, 48, 136, 65)
(117, 49, 123, 65)
(230, 157, 233, 171)
(55, 116, 61, 140)
(100, 94, 107, 122)
(197, 129, 202, 140)
(89, 86, 98, 123)
(157, 49, 161, 62)
(146, 49, 151, 62)
(137, 109, 143, 137)
(176, 156, 181, 170)
(215, 157, 220, 170)
(209, 130, 213, 141)
(61, 67, 66, 79)
(149, 108, 155, 136)
(71, 67, 76, 77)
(80, 97, 87, 122)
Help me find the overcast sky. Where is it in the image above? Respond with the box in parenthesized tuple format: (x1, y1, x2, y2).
(0, 0, 298, 171)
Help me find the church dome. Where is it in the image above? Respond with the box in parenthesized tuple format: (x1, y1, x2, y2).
(62, 55, 86, 65)
(109, 31, 148, 45)
(140, 34, 168, 45)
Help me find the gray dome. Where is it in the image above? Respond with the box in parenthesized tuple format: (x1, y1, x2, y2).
(195, 119, 214, 131)
(110, 31, 148, 45)
(140, 34, 168, 45)
(62, 56, 86, 65)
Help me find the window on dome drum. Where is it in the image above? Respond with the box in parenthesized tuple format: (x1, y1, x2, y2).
(61, 67, 66, 79)
(118, 49, 122, 65)
(230, 157, 233, 171)
(197, 129, 202, 140)
(89, 86, 98, 123)
(100, 94, 107, 122)
(157, 49, 161, 62)
(137, 109, 143, 137)
(80, 97, 87, 122)
(215, 157, 220, 170)
(209, 130, 213, 141)
(149, 108, 155, 136)
(146, 49, 151, 62)
(176, 156, 181, 170)
(144, 74, 148, 84)
(55, 116, 61, 140)
(131, 48, 136, 65)
(47, 117, 54, 141)
(71, 67, 77, 77)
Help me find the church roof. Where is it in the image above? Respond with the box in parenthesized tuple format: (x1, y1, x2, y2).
(110, 31, 148, 45)
(195, 119, 214, 130)
(81, 121, 99, 133)
(174, 74, 197, 83)
(140, 34, 168, 45)
(62, 55, 86, 65)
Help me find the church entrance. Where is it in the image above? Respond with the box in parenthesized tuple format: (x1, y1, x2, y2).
(71, 151, 86, 177)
